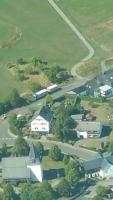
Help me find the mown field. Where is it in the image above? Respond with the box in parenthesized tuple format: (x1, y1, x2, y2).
(0, 0, 88, 100)
(57, 0, 113, 77)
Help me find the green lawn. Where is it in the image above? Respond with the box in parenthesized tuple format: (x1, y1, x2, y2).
(57, 0, 113, 77)
(42, 156, 64, 170)
(0, 0, 88, 100)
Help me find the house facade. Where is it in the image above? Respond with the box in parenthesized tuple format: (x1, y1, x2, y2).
(31, 106, 53, 133)
(99, 85, 113, 97)
(84, 155, 113, 180)
(76, 121, 102, 139)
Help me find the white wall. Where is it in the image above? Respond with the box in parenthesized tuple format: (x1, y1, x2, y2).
(77, 131, 88, 139)
(31, 116, 50, 132)
(27, 164, 43, 182)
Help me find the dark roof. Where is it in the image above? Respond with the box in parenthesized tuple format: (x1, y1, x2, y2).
(73, 85, 86, 94)
(32, 106, 53, 122)
(29, 143, 39, 160)
(84, 155, 113, 172)
(84, 158, 103, 171)
(106, 155, 113, 165)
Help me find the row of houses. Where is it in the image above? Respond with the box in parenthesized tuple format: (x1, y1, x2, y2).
(30, 105, 103, 139)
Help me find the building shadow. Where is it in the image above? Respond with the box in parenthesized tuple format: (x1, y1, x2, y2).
(43, 168, 65, 180)
(101, 125, 112, 137)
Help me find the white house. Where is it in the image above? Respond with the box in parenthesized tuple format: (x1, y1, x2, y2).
(31, 106, 53, 133)
(84, 155, 113, 180)
(99, 84, 113, 97)
(76, 121, 102, 139)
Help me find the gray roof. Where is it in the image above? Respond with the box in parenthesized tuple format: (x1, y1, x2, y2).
(2, 157, 31, 180)
(84, 155, 113, 172)
(106, 155, 113, 165)
(76, 121, 102, 133)
(74, 147, 101, 161)
(2, 143, 40, 180)
(32, 106, 52, 122)
(71, 114, 83, 121)
(84, 157, 103, 171)
(66, 91, 77, 96)
(73, 85, 87, 94)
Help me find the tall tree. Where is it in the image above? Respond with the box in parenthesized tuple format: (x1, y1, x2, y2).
(30, 82, 41, 93)
(1, 143, 8, 157)
(3, 184, 16, 200)
(35, 142, 44, 157)
(30, 181, 56, 200)
(20, 183, 31, 200)
(49, 144, 61, 161)
(10, 89, 22, 107)
(57, 178, 71, 197)
(12, 136, 30, 156)
(108, 141, 113, 154)
(65, 160, 80, 186)
(45, 95, 53, 107)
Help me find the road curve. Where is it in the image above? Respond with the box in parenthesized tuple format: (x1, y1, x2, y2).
(48, 0, 94, 79)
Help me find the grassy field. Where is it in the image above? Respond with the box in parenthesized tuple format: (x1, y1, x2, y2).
(0, 0, 88, 100)
(42, 155, 64, 170)
(57, 0, 113, 77)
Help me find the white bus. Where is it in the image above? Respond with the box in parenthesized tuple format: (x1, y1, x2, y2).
(47, 84, 59, 93)
(34, 89, 48, 100)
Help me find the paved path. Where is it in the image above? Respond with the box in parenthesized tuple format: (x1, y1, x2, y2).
(48, 0, 94, 79)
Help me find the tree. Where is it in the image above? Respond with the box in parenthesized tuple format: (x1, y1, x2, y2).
(10, 89, 22, 107)
(52, 104, 77, 142)
(108, 141, 113, 154)
(93, 196, 104, 200)
(30, 181, 56, 200)
(15, 71, 26, 81)
(57, 178, 71, 197)
(12, 136, 30, 156)
(45, 95, 53, 107)
(49, 144, 61, 161)
(8, 113, 19, 135)
(35, 142, 44, 157)
(20, 183, 31, 200)
(96, 185, 108, 197)
(65, 160, 80, 186)
(8, 112, 25, 135)
(63, 155, 70, 165)
(30, 82, 41, 93)
(1, 143, 8, 157)
(3, 184, 16, 200)
(17, 57, 26, 65)
(92, 186, 108, 200)
(31, 56, 38, 67)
